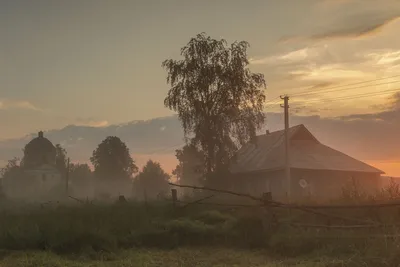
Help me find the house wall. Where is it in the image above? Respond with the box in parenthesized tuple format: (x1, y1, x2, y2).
(232, 169, 381, 201)
(29, 170, 62, 193)
(290, 169, 381, 200)
(3, 168, 63, 199)
(231, 170, 286, 198)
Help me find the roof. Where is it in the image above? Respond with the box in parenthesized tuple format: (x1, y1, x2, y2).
(25, 131, 55, 154)
(230, 124, 384, 174)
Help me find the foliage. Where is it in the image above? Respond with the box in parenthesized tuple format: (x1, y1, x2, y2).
(133, 160, 170, 200)
(69, 163, 93, 187)
(0, 197, 399, 266)
(0, 157, 21, 180)
(379, 177, 400, 200)
(341, 177, 368, 202)
(162, 32, 266, 179)
(0, 158, 23, 198)
(90, 136, 138, 180)
(172, 144, 204, 188)
(55, 144, 68, 175)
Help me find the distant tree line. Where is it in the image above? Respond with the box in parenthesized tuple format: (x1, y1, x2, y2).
(0, 136, 171, 200)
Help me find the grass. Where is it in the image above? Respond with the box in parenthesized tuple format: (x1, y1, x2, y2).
(1, 181, 400, 266)
(0, 248, 359, 267)
(0, 202, 398, 266)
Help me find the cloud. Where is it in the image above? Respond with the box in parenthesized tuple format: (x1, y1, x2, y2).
(281, 10, 400, 43)
(73, 118, 109, 127)
(0, 99, 41, 111)
(340, 92, 400, 123)
(317, 0, 352, 8)
(311, 15, 399, 41)
(291, 64, 369, 82)
(390, 92, 400, 109)
(363, 49, 400, 66)
(250, 47, 324, 65)
(252, 39, 400, 100)
(251, 44, 384, 97)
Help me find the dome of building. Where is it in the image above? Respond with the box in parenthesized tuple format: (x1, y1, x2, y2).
(23, 131, 56, 168)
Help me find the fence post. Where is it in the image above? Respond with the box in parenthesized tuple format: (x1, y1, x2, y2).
(171, 188, 178, 208)
(262, 192, 272, 205)
(262, 192, 278, 231)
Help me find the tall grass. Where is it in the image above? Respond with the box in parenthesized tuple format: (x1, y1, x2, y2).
(0, 179, 400, 265)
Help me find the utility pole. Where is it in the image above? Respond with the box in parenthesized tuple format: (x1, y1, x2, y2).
(280, 95, 291, 200)
(66, 157, 70, 196)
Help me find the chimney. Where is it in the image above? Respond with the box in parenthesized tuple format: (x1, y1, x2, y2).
(38, 131, 44, 138)
(265, 130, 270, 135)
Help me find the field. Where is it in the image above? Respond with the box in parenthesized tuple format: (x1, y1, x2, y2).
(0, 249, 345, 267)
(0, 194, 399, 267)
(0, 248, 367, 267)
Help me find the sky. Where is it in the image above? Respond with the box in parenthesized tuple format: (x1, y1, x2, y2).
(1, 0, 400, 175)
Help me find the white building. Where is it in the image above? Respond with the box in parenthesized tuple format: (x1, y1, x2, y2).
(3, 131, 63, 199)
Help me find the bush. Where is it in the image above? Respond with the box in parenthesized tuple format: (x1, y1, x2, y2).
(193, 210, 235, 225)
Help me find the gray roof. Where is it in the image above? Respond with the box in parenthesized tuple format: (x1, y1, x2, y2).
(230, 124, 384, 174)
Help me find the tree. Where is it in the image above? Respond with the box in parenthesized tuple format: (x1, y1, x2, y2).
(90, 136, 138, 180)
(162, 33, 266, 182)
(0, 157, 22, 180)
(172, 144, 204, 186)
(55, 144, 68, 174)
(0, 157, 24, 198)
(69, 163, 92, 185)
(133, 160, 170, 200)
(69, 163, 93, 197)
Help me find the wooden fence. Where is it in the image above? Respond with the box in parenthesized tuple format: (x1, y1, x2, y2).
(169, 182, 400, 230)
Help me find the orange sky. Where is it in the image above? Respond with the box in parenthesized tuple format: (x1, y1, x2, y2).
(365, 160, 400, 178)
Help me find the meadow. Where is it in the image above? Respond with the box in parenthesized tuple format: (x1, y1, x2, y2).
(0, 187, 400, 267)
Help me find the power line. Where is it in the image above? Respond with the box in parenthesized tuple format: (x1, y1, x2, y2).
(265, 98, 282, 109)
(311, 88, 400, 103)
(293, 90, 399, 106)
(291, 88, 400, 106)
(292, 80, 400, 98)
(290, 74, 400, 97)
(265, 96, 282, 104)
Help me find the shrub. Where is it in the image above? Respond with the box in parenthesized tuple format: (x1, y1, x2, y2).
(193, 210, 235, 225)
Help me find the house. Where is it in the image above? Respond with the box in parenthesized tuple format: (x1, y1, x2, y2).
(229, 124, 384, 200)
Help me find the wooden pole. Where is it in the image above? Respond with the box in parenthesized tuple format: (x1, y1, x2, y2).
(66, 157, 70, 195)
(171, 188, 177, 207)
(281, 95, 291, 200)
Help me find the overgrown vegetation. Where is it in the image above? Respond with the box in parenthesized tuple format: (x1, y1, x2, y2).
(1, 179, 400, 266)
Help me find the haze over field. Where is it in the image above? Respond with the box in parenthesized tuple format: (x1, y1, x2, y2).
(1, 0, 400, 176)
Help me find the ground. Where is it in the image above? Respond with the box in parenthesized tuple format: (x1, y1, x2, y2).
(0, 249, 341, 267)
